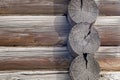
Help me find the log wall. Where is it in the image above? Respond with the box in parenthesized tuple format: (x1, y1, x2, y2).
(0, 16, 119, 46)
(0, 46, 119, 71)
(0, 0, 120, 16)
(0, 0, 120, 79)
(0, 71, 119, 80)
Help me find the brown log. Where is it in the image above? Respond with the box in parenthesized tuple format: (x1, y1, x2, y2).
(0, 0, 120, 16)
(98, 0, 120, 16)
(0, 16, 119, 46)
(0, 46, 119, 71)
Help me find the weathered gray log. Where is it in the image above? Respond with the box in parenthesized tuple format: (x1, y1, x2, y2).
(0, 16, 119, 46)
(0, 46, 119, 71)
(68, 0, 100, 80)
(0, 71, 119, 80)
(70, 54, 100, 80)
(68, 0, 99, 23)
(68, 23, 100, 55)
(0, 0, 120, 16)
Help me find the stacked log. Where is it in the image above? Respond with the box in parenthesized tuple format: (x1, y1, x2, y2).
(0, 0, 120, 16)
(67, 0, 101, 80)
(0, 0, 119, 80)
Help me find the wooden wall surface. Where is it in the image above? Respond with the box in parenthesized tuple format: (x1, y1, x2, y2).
(0, 0, 120, 15)
(0, 71, 119, 80)
(0, 0, 120, 79)
(0, 46, 119, 71)
(0, 16, 119, 46)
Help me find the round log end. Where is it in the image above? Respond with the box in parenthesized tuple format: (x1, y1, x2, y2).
(68, 23, 101, 55)
(68, 0, 99, 23)
(70, 54, 100, 80)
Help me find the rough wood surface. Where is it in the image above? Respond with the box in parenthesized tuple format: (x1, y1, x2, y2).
(0, 0, 119, 15)
(70, 55, 100, 80)
(0, 16, 119, 46)
(68, 23, 100, 55)
(68, 0, 99, 23)
(0, 46, 119, 71)
(68, 1, 100, 79)
(0, 71, 119, 80)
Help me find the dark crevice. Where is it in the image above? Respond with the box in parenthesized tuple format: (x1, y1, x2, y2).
(84, 30, 91, 39)
(87, 30, 91, 36)
(81, 0, 83, 9)
(87, 23, 93, 36)
(83, 53, 88, 69)
(89, 23, 93, 29)
(84, 24, 92, 39)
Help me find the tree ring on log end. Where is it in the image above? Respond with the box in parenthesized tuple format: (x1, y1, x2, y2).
(68, 23, 100, 55)
(68, 0, 99, 23)
(70, 55, 100, 80)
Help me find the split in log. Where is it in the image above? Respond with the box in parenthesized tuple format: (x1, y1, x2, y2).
(0, 16, 119, 46)
(70, 54, 100, 80)
(0, 70, 119, 80)
(68, 23, 100, 55)
(0, 0, 119, 16)
(0, 46, 119, 71)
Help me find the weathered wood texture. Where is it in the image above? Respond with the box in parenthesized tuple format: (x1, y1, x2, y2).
(0, 16, 119, 46)
(68, 24, 100, 55)
(0, 0, 119, 15)
(68, 0, 99, 23)
(0, 71, 119, 80)
(0, 46, 119, 71)
(70, 55, 100, 80)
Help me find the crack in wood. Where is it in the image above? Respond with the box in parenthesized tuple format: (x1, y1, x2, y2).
(83, 53, 88, 69)
(84, 24, 92, 39)
(84, 29, 91, 39)
(81, 0, 83, 9)
(68, 0, 100, 80)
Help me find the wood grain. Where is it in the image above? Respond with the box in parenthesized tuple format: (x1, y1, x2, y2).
(70, 55, 100, 80)
(0, 71, 119, 80)
(0, 46, 119, 71)
(68, 24, 100, 55)
(0, 16, 119, 46)
(0, 0, 120, 15)
(68, 0, 99, 23)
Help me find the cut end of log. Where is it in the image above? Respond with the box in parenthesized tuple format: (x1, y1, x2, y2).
(68, 23, 100, 55)
(68, 0, 99, 23)
(70, 54, 100, 80)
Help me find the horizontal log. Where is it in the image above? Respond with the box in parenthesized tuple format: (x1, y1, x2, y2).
(0, 46, 119, 71)
(0, 70, 119, 80)
(0, 16, 120, 46)
(0, 0, 120, 16)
